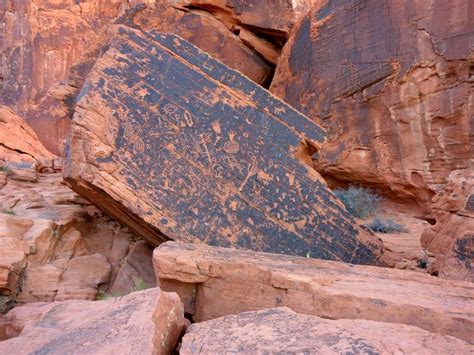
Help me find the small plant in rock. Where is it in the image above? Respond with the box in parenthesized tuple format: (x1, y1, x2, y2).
(333, 186, 381, 219)
(96, 278, 150, 301)
(0, 166, 11, 175)
(2, 208, 16, 216)
(365, 217, 408, 233)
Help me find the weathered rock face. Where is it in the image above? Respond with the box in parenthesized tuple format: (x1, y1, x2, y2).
(181, 307, 473, 354)
(64, 25, 388, 265)
(0, 288, 185, 354)
(0, 0, 132, 154)
(154, 242, 474, 343)
(422, 170, 474, 282)
(271, 0, 474, 207)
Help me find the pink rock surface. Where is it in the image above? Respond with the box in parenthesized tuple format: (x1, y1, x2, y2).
(181, 307, 473, 354)
(154, 241, 474, 343)
(0, 288, 185, 354)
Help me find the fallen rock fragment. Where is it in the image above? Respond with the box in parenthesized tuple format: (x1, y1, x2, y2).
(64, 26, 387, 265)
(271, 0, 473, 206)
(154, 241, 474, 343)
(421, 170, 474, 282)
(0, 288, 185, 354)
(181, 307, 473, 354)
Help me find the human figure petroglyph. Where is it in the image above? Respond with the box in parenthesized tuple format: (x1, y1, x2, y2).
(184, 110, 193, 127)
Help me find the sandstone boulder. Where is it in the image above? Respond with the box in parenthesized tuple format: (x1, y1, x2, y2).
(154, 241, 474, 343)
(421, 170, 474, 282)
(64, 25, 387, 265)
(0, 288, 185, 354)
(0, 106, 55, 168)
(109, 240, 157, 295)
(181, 307, 473, 354)
(271, 0, 474, 207)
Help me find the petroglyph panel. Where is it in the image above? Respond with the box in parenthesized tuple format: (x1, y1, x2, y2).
(64, 26, 385, 265)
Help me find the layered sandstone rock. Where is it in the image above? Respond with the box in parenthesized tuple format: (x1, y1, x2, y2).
(0, 288, 185, 354)
(271, 0, 474, 207)
(0, 111, 155, 309)
(181, 307, 473, 354)
(64, 26, 388, 265)
(154, 242, 474, 343)
(422, 170, 474, 282)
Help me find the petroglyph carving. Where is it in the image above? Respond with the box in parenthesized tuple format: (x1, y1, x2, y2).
(64, 27, 385, 265)
(239, 152, 259, 191)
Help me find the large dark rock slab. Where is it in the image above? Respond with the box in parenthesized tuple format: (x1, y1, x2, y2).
(64, 25, 387, 265)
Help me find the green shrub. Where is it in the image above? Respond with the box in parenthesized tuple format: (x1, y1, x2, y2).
(333, 186, 381, 218)
(96, 278, 150, 301)
(2, 208, 16, 216)
(365, 218, 407, 233)
(0, 166, 11, 175)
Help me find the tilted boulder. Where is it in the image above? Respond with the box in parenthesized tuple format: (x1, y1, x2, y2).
(154, 241, 474, 343)
(180, 307, 473, 354)
(64, 25, 387, 265)
(0, 288, 185, 354)
(271, 0, 473, 207)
